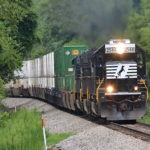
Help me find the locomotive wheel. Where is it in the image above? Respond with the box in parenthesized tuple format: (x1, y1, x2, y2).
(83, 99, 91, 114)
(62, 92, 67, 108)
(75, 99, 84, 111)
(91, 101, 98, 115)
(69, 93, 76, 111)
(66, 93, 71, 110)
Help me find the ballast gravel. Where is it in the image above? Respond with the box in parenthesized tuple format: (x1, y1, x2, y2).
(2, 98, 150, 150)
(54, 126, 150, 150)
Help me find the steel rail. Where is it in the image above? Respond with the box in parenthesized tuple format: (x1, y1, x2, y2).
(106, 122, 150, 142)
(136, 122, 150, 128)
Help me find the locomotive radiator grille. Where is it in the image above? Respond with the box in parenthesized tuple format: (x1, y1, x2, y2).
(106, 61, 137, 79)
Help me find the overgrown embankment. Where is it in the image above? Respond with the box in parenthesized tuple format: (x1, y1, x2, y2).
(139, 88, 150, 123)
(0, 107, 72, 150)
(0, 78, 5, 100)
(139, 100, 150, 124)
(0, 109, 44, 150)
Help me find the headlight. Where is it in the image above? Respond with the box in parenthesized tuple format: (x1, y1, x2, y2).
(106, 86, 114, 93)
(134, 86, 138, 91)
(116, 43, 125, 54)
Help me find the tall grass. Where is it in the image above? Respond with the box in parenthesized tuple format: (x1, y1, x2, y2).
(0, 109, 44, 150)
(138, 94, 150, 124)
(0, 109, 73, 150)
(47, 132, 74, 146)
(0, 78, 5, 100)
(138, 100, 150, 124)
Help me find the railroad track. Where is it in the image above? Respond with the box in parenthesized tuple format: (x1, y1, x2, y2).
(4, 97, 150, 143)
(75, 112, 150, 142)
(49, 103, 150, 142)
(106, 122, 150, 142)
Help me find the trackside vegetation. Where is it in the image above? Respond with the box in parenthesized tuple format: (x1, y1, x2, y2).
(47, 132, 74, 146)
(139, 112, 150, 124)
(0, 0, 37, 82)
(0, 79, 5, 100)
(139, 100, 150, 124)
(0, 109, 72, 150)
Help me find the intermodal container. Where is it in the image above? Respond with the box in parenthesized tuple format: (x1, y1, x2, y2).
(55, 46, 88, 91)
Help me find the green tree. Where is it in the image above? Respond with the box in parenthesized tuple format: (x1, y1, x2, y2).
(35, 0, 75, 53)
(0, 78, 5, 99)
(0, 0, 37, 82)
(125, 0, 150, 80)
(126, 0, 150, 52)
(0, 23, 22, 82)
(34, 0, 132, 55)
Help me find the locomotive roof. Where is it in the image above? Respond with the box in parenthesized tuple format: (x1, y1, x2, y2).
(92, 43, 146, 58)
(72, 43, 146, 64)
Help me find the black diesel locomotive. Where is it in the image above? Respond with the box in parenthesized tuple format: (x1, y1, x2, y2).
(9, 39, 148, 121)
(74, 39, 148, 120)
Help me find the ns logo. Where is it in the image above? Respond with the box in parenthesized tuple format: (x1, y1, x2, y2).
(117, 65, 125, 76)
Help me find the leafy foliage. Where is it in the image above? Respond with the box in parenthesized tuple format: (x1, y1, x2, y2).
(0, 109, 44, 150)
(33, 0, 133, 56)
(0, 23, 22, 82)
(126, 0, 150, 53)
(0, 112, 10, 127)
(139, 102, 150, 123)
(0, 109, 73, 149)
(16, 11, 37, 58)
(125, 0, 150, 80)
(0, 78, 5, 99)
(30, 43, 47, 59)
(35, 0, 75, 52)
(0, 0, 37, 82)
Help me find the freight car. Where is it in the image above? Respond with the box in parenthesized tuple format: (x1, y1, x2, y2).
(9, 40, 148, 121)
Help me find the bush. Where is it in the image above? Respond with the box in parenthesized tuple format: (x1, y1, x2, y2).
(0, 112, 10, 127)
(0, 109, 73, 149)
(139, 102, 150, 124)
(0, 109, 44, 150)
(0, 78, 5, 100)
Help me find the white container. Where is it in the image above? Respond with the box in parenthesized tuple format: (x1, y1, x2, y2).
(12, 51, 55, 89)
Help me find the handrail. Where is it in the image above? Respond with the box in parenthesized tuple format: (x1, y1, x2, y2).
(96, 78, 104, 102)
(138, 79, 149, 100)
(80, 88, 83, 101)
(86, 88, 90, 101)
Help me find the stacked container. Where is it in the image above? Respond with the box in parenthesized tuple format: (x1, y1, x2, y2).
(54, 46, 88, 91)
(13, 52, 55, 89)
(11, 46, 88, 94)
